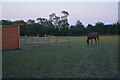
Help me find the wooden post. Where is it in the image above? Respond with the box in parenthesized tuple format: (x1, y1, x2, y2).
(37, 33, 39, 42)
(56, 36, 57, 42)
(37, 33, 39, 37)
(32, 37, 33, 42)
(48, 37, 50, 47)
(53, 35, 55, 45)
(44, 34, 46, 43)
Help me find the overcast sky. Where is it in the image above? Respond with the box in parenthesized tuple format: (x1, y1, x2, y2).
(1, 0, 119, 2)
(1, 2, 118, 26)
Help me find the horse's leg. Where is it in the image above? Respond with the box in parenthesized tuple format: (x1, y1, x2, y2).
(91, 39, 92, 45)
(87, 38, 89, 46)
(97, 37, 99, 44)
(94, 38, 97, 44)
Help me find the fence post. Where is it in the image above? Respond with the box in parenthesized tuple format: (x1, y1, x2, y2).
(37, 33, 39, 42)
(48, 37, 50, 47)
(53, 35, 55, 45)
(32, 36, 33, 42)
(44, 34, 46, 43)
(56, 36, 57, 42)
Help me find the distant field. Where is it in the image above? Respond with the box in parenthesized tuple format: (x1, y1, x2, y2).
(2, 35, 118, 78)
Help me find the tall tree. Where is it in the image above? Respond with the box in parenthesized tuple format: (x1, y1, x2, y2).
(87, 24, 94, 33)
(94, 22, 105, 35)
(60, 11, 69, 29)
(49, 13, 60, 29)
(75, 20, 85, 36)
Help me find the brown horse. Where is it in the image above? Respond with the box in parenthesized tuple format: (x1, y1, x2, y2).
(87, 32, 99, 46)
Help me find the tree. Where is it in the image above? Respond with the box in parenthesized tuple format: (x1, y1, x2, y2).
(75, 20, 83, 26)
(70, 25, 76, 36)
(13, 20, 26, 25)
(94, 22, 105, 35)
(75, 20, 85, 36)
(37, 18, 47, 26)
(1, 20, 13, 25)
(27, 19, 35, 24)
(49, 11, 70, 35)
(117, 22, 120, 35)
(87, 24, 94, 33)
(61, 11, 69, 21)
(37, 17, 56, 35)
(49, 13, 60, 29)
(49, 11, 69, 30)
(1, 11, 118, 36)
(60, 11, 69, 29)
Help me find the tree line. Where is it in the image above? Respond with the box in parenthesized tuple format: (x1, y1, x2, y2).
(1, 11, 119, 36)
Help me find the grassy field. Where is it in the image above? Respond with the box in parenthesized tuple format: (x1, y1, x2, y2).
(2, 35, 118, 78)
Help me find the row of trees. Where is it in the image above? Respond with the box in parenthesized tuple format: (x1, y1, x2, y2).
(1, 11, 119, 36)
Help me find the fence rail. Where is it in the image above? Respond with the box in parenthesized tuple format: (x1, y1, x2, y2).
(20, 35, 70, 50)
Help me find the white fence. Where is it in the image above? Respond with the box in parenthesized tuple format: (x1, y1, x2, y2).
(20, 35, 70, 50)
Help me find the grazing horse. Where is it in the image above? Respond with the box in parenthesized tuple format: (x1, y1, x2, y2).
(87, 32, 99, 46)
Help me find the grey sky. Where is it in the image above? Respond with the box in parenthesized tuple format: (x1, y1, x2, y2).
(2, 2, 118, 26)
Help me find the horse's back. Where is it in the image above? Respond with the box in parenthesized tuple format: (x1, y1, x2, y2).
(87, 32, 99, 38)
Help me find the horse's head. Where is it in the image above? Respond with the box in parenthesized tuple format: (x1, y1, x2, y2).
(87, 38, 89, 46)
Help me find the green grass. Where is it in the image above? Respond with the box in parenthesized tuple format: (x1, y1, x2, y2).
(2, 35, 118, 78)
